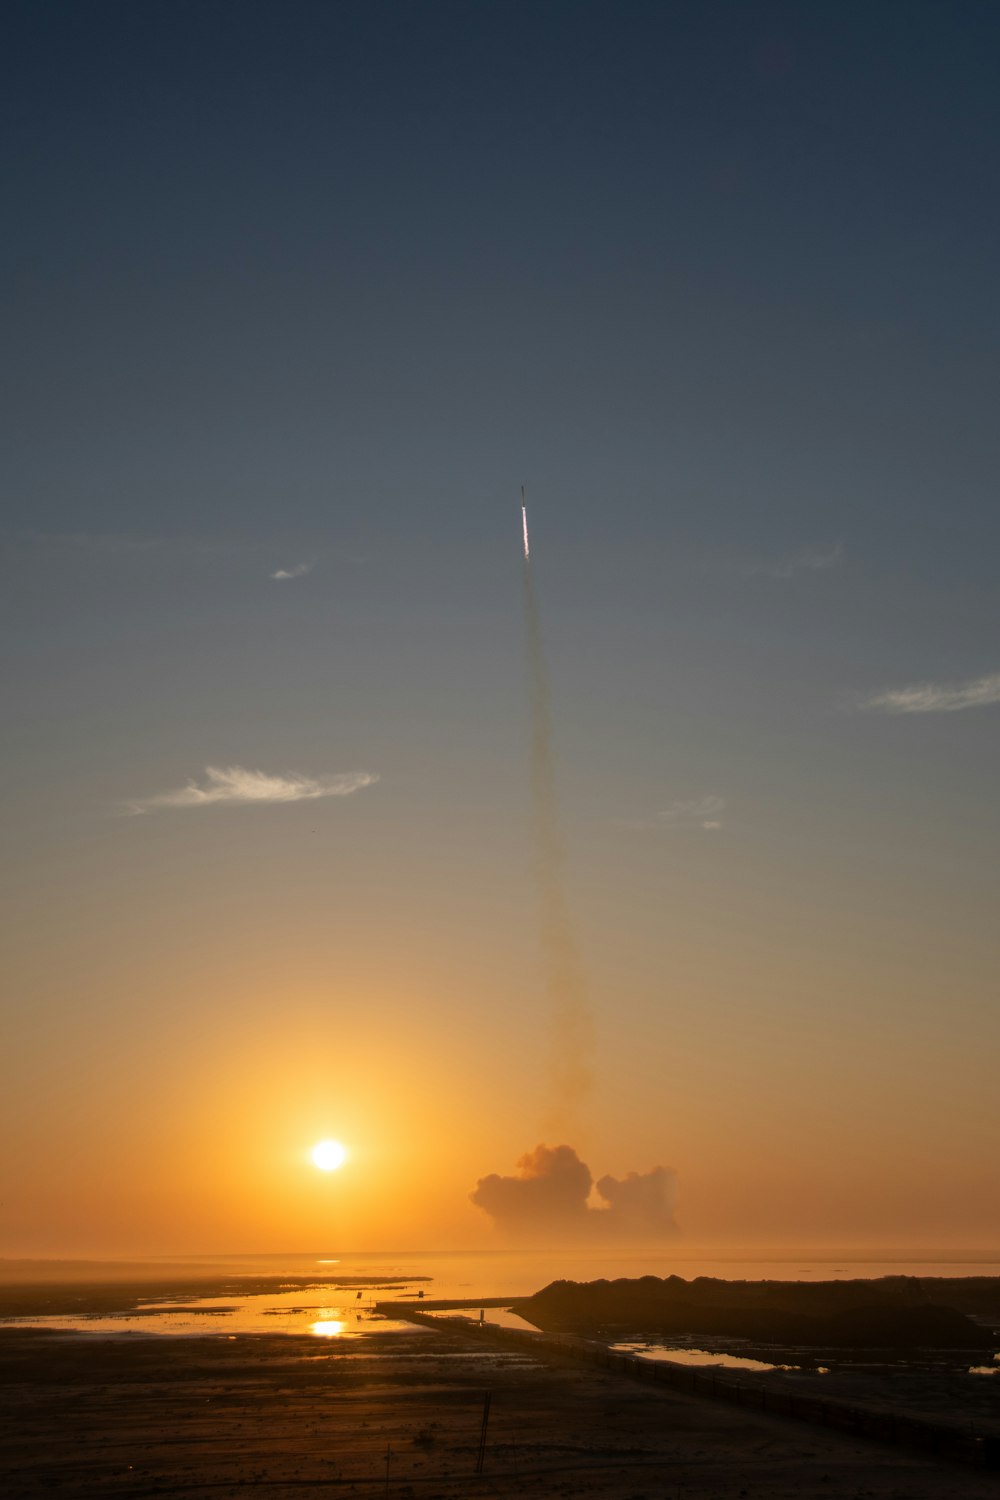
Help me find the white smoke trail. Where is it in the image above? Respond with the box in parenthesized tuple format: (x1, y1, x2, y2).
(521, 500, 594, 1127)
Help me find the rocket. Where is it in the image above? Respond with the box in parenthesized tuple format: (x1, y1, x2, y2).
(521, 485, 530, 560)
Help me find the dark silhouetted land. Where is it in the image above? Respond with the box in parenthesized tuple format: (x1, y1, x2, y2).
(513, 1273, 1000, 1347)
(3, 1320, 999, 1499)
(3, 1274, 1000, 1496)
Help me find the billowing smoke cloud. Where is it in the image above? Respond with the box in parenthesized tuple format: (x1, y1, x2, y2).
(595, 1166, 679, 1234)
(522, 535, 594, 1125)
(471, 1144, 679, 1242)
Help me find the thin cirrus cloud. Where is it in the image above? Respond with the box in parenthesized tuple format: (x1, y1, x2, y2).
(743, 542, 843, 579)
(860, 672, 1000, 715)
(615, 795, 726, 833)
(658, 794, 726, 830)
(125, 765, 378, 815)
(270, 561, 314, 580)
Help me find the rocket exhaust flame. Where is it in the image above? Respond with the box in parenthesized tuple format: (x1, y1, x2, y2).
(520, 490, 594, 1125)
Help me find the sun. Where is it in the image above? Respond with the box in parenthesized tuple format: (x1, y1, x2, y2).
(311, 1139, 348, 1172)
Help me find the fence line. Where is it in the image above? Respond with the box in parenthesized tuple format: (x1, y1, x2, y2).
(376, 1304, 998, 1470)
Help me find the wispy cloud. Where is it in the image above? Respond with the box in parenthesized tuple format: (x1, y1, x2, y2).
(270, 561, 315, 581)
(859, 672, 1000, 715)
(618, 795, 726, 832)
(126, 765, 378, 814)
(744, 543, 843, 579)
(658, 794, 726, 830)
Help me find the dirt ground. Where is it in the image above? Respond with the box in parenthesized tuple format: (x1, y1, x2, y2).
(2, 1323, 999, 1499)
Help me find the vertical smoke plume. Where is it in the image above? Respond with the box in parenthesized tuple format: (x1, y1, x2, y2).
(521, 500, 594, 1125)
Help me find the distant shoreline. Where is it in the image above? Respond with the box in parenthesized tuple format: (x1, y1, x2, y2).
(4, 1267, 1000, 1328)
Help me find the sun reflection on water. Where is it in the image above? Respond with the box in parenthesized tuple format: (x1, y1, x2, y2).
(311, 1317, 348, 1337)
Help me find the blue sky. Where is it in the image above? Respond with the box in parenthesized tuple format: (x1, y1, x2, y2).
(7, 0, 1000, 561)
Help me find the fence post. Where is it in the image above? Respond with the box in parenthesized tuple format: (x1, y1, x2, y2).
(475, 1391, 492, 1475)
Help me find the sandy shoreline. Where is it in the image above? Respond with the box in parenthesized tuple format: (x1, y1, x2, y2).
(3, 1283, 1000, 1498)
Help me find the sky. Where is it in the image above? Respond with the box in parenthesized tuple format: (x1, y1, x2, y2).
(3, 0, 1000, 1257)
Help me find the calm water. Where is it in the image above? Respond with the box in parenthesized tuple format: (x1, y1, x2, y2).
(84, 1245, 1000, 1294)
(611, 1342, 804, 1373)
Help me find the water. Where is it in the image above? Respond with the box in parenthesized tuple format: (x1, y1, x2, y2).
(259, 1247, 1000, 1294)
(3, 1247, 999, 1350)
(610, 1342, 803, 1373)
(8, 1246, 1000, 1290)
(76, 1245, 999, 1291)
(3, 1285, 422, 1340)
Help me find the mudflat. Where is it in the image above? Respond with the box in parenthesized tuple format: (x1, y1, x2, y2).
(3, 1317, 999, 1499)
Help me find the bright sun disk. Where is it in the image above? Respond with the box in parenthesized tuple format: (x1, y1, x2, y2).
(311, 1139, 348, 1172)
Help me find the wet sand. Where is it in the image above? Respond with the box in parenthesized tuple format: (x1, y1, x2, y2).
(3, 1319, 1000, 1498)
